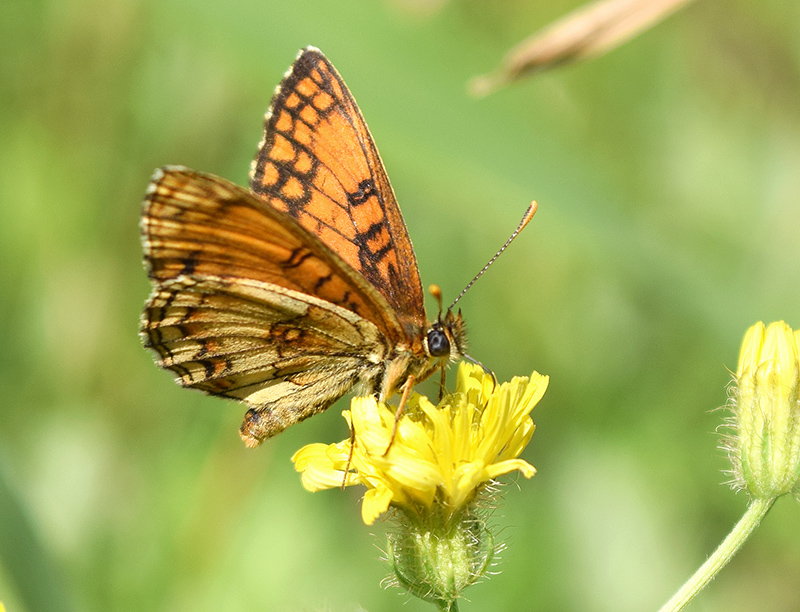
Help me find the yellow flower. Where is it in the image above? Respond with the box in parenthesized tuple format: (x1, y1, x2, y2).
(730, 321, 800, 499)
(292, 362, 548, 525)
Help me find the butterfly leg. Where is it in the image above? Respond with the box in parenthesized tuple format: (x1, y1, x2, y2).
(383, 374, 416, 456)
(341, 420, 357, 490)
(438, 366, 447, 401)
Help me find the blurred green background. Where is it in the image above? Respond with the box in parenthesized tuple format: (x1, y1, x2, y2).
(2, 0, 800, 610)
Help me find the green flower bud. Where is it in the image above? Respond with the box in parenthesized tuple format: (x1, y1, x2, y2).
(387, 503, 495, 610)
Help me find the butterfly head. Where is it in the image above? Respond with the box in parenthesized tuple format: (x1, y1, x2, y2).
(425, 309, 466, 362)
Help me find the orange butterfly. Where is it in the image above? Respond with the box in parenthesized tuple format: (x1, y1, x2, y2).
(141, 47, 472, 447)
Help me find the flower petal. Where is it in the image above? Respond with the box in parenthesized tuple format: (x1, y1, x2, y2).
(362, 486, 394, 525)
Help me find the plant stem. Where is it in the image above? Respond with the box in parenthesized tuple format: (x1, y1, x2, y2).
(658, 496, 775, 612)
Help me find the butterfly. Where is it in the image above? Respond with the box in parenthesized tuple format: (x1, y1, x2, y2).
(140, 47, 469, 448)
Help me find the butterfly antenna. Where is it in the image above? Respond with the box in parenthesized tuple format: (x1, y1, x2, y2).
(447, 201, 538, 312)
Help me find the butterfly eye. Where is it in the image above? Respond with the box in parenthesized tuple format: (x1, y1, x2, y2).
(427, 327, 451, 357)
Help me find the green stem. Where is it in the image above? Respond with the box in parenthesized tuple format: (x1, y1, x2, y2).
(435, 600, 459, 612)
(658, 496, 775, 612)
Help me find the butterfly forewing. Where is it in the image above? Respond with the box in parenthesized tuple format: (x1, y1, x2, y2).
(250, 47, 426, 337)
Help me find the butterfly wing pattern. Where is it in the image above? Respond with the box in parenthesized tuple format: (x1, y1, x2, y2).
(141, 47, 466, 447)
(250, 49, 425, 338)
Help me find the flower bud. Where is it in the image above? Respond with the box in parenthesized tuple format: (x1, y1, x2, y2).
(387, 504, 495, 607)
(729, 321, 800, 499)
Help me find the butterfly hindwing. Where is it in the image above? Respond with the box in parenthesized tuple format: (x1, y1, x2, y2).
(250, 47, 426, 337)
(142, 273, 388, 445)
